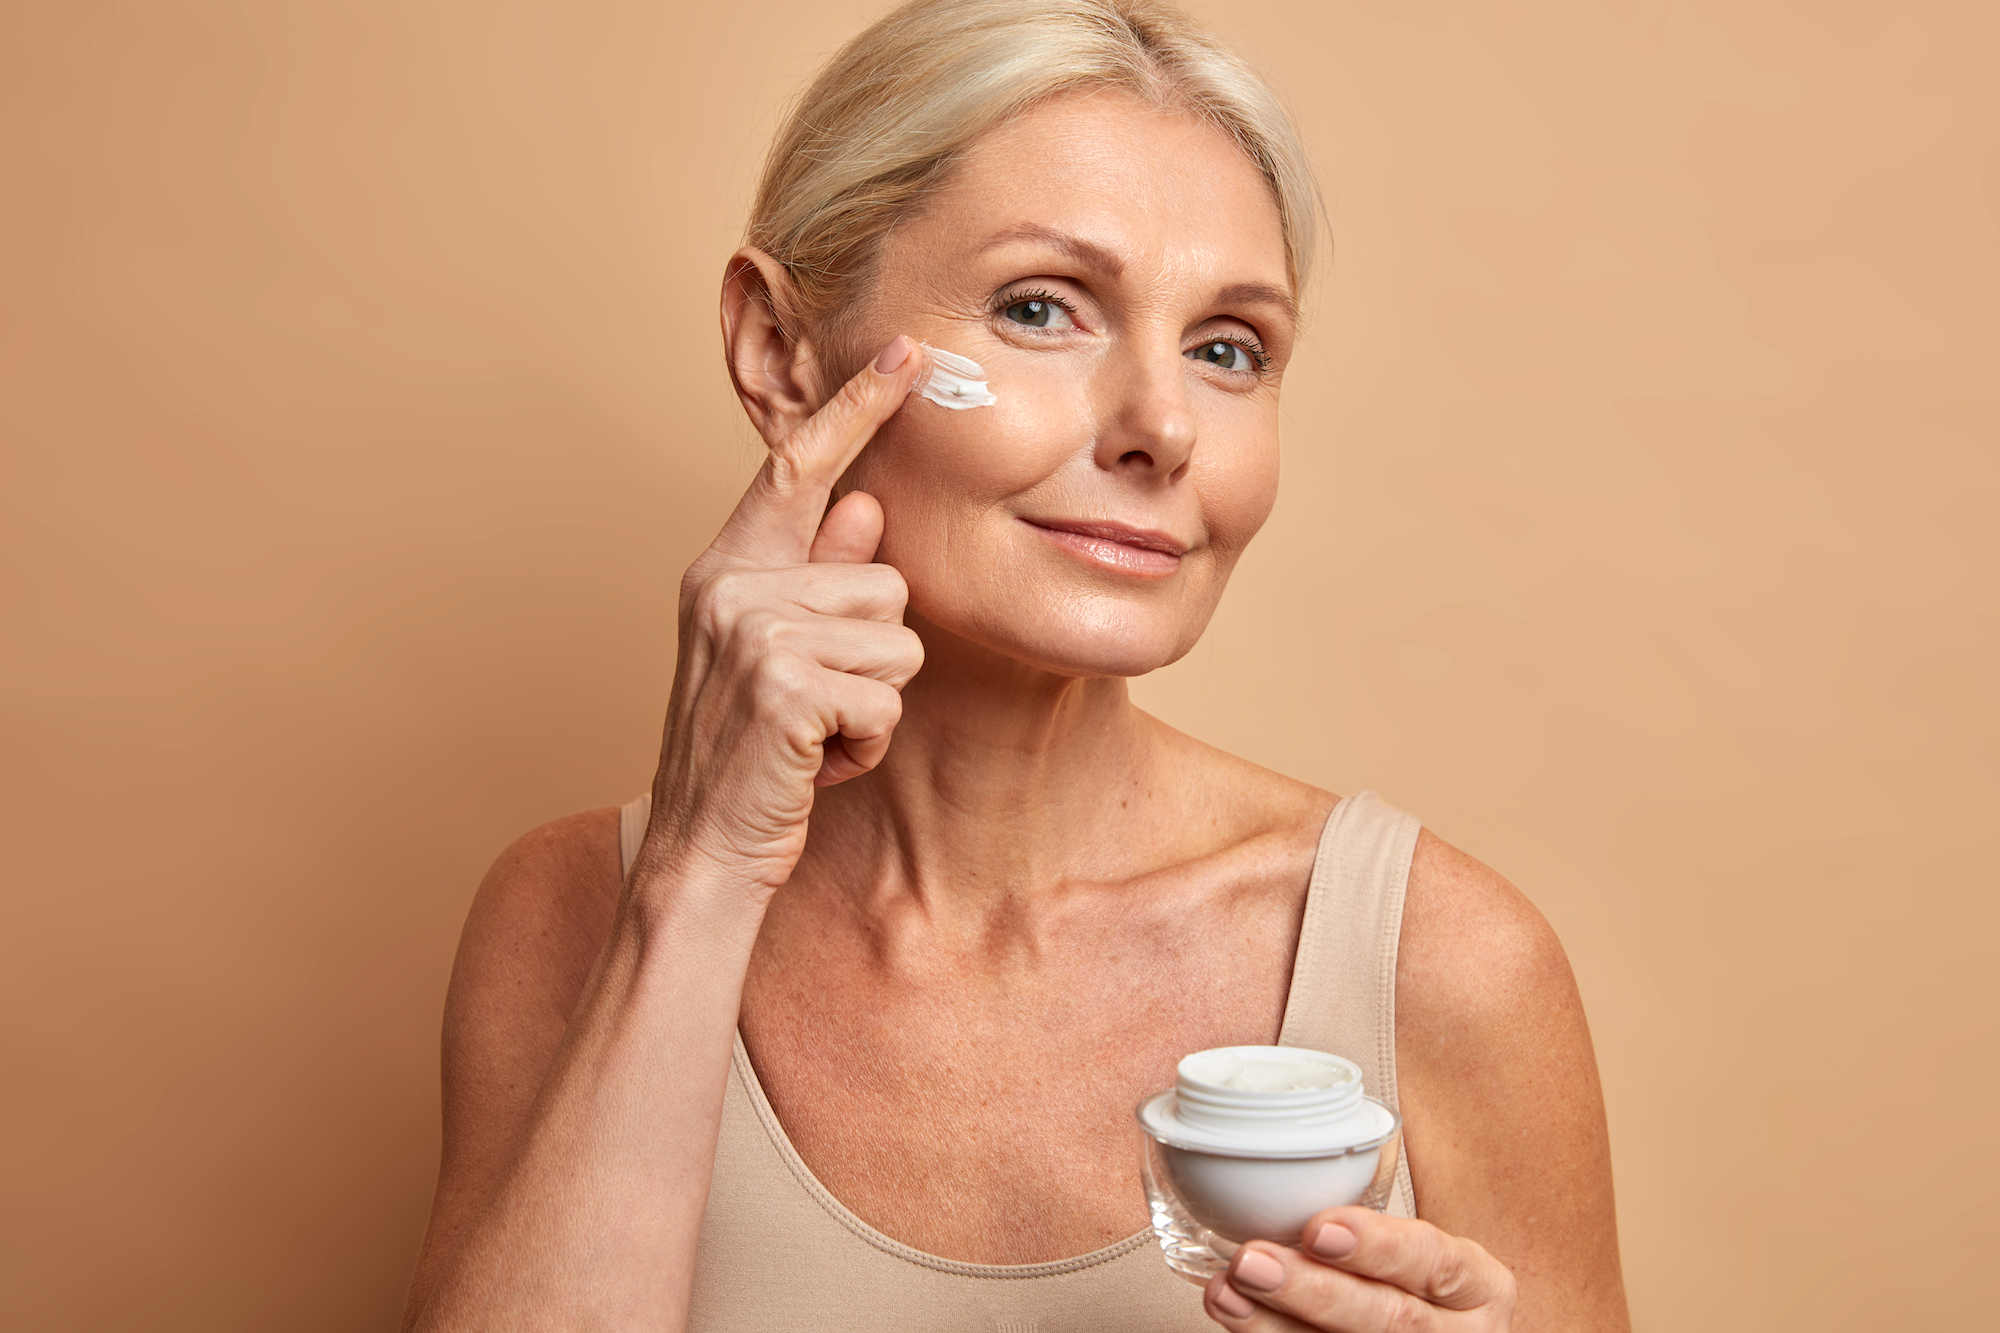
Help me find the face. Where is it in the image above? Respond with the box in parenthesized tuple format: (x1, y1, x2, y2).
(836, 90, 1296, 679)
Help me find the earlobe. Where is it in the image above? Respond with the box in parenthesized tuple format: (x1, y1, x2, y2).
(720, 248, 821, 444)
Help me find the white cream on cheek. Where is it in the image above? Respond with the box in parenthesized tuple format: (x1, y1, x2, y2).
(917, 343, 997, 409)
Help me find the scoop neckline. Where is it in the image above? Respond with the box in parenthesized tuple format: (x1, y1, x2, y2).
(721, 793, 1347, 1278)
(728, 1032, 1155, 1278)
(712, 792, 1352, 1272)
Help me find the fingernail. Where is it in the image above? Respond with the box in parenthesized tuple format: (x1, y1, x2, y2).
(1231, 1246, 1286, 1293)
(1309, 1221, 1357, 1258)
(1212, 1283, 1255, 1318)
(874, 337, 912, 373)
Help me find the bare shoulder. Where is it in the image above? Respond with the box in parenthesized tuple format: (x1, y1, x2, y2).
(1396, 830, 1630, 1331)
(445, 807, 626, 1044)
(1398, 830, 1577, 1054)
(408, 807, 626, 1316)
(440, 807, 625, 1148)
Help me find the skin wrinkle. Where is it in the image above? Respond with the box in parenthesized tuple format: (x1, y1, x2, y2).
(411, 81, 1623, 1333)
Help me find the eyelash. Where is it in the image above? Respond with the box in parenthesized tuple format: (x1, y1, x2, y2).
(989, 287, 1272, 377)
(990, 286, 1076, 323)
(1197, 333, 1272, 376)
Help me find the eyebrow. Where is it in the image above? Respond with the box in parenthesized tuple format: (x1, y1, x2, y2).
(1214, 281, 1299, 325)
(974, 225, 1298, 324)
(975, 224, 1126, 277)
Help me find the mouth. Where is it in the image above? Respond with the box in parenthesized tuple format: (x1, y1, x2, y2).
(1020, 517, 1189, 577)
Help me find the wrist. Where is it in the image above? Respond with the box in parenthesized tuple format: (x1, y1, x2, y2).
(620, 839, 779, 941)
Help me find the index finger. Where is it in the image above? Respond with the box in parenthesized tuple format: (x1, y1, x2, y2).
(709, 337, 925, 566)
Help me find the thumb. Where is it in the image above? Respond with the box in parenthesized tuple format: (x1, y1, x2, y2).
(808, 490, 885, 565)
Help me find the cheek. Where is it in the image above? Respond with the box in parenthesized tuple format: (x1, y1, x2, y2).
(1195, 423, 1281, 566)
(849, 360, 1091, 518)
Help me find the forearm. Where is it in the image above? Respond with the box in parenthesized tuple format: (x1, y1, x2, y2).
(410, 338, 925, 1328)
(412, 867, 764, 1332)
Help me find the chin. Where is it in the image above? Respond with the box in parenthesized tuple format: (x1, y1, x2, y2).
(923, 592, 1211, 680)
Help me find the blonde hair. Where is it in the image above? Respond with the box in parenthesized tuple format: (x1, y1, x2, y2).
(748, 0, 1321, 355)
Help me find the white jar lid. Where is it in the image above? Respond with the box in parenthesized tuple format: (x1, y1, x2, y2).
(1136, 1045, 1400, 1159)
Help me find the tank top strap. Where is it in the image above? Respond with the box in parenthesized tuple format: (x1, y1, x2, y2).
(618, 792, 651, 879)
(1277, 791, 1422, 1218)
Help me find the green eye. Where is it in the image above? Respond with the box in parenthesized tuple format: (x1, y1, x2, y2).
(1189, 339, 1253, 371)
(1004, 299, 1055, 327)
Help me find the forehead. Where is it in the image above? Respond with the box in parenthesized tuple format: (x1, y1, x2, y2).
(905, 89, 1291, 293)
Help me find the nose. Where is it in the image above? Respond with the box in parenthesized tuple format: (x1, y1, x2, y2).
(1091, 346, 1196, 481)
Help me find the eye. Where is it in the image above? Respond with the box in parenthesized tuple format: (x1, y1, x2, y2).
(993, 288, 1077, 330)
(1003, 298, 1059, 327)
(1188, 339, 1260, 373)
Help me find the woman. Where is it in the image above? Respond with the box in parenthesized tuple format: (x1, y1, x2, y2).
(402, 2, 1627, 1329)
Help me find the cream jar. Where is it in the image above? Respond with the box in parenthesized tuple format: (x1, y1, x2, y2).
(1135, 1046, 1401, 1283)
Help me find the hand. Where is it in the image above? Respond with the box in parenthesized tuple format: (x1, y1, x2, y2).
(1204, 1207, 1517, 1332)
(637, 337, 929, 900)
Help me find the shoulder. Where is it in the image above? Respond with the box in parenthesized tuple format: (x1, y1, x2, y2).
(1396, 832, 1596, 1121)
(1398, 829, 1578, 1050)
(468, 805, 625, 937)
(414, 807, 628, 1302)
(1392, 830, 1628, 1326)
(403, 809, 628, 1315)
(438, 807, 627, 1166)
(446, 807, 626, 1040)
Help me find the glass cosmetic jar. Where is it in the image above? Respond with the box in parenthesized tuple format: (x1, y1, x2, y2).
(1136, 1045, 1401, 1283)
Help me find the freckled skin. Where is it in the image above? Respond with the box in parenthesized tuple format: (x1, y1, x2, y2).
(407, 89, 1627, 1333)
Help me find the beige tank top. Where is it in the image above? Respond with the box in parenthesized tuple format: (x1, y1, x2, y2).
(618, 790, 1422, 1332)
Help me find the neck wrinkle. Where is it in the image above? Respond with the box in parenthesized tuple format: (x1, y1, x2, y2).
(794, 625, 1169, 933)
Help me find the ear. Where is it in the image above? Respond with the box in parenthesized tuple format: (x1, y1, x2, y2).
(720, 247, 824, 446)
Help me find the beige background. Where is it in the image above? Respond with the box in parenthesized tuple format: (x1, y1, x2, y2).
(3, 1, 1994, 1328)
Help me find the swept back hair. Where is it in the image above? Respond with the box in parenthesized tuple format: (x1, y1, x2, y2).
(747, 0, 1322, 356)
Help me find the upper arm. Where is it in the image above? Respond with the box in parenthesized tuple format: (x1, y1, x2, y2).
(403, 807, 625, 1324)
(1395, 830, 1630, 1332)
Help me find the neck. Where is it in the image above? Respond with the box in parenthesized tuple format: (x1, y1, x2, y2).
(796, 617, 1169, 925)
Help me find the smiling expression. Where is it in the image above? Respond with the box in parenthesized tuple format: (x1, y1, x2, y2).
(832, 89, 1297, 679)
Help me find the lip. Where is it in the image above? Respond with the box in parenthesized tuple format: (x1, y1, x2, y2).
(1021, 517, 1190, 576)
(1022, 518, 1189, 555)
